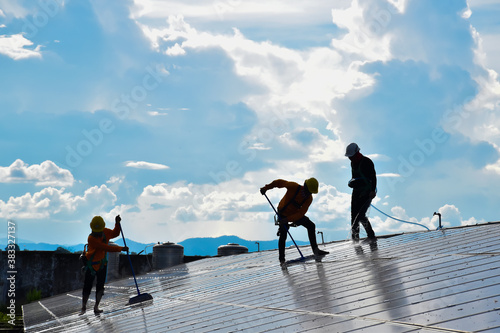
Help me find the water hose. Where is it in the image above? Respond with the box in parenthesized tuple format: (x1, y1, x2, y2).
(370, 204, 430, 231)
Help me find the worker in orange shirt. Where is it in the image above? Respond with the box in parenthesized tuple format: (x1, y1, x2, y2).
(80, 215, 128, 315)
(260, 178, 328, 263)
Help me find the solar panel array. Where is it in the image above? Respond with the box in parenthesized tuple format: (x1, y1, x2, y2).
(24, 223, 500, 332)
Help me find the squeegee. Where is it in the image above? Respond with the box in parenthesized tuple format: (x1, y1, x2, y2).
(119, 223, 153, 305)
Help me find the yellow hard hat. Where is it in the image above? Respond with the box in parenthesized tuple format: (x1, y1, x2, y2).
(90, 216, 105, 232)
(304, 178, 319, 194)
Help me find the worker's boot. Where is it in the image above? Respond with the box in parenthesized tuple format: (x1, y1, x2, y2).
(94, 290, 104, 315)
(314, 248, 329, 256)
(80, 294, 89, 315)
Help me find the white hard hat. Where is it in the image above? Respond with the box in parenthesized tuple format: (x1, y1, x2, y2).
(345, 143, 360, 157)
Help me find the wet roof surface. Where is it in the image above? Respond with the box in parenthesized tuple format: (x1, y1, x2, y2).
(24, 223, 500, 332)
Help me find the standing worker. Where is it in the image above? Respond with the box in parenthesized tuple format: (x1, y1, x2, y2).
(345, 143, 377, 242)
(260, 178, 329, 264)
(80, 215, 128, 315)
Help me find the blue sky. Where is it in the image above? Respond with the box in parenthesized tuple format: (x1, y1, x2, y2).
(1, 0, 500, 246)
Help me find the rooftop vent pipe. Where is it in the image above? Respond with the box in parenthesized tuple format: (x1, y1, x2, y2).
(433, 212, 442, 229)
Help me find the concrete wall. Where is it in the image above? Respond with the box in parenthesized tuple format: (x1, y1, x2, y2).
(0, 251, 153, 307)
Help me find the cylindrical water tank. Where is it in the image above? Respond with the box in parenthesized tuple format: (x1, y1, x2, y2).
(217, 243, 248, 256)
(152, 242, 184, 270)
(106, 242, 120, 281)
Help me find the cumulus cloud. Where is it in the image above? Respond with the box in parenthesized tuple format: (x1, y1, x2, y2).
(106, 175, 124, 185)
(370, 205, 434, 234)
(115, 176, 281, 242)
(279, 128, 345, 163)
(314, 184, 351, 224)
(485, 145, 500, 174)
(0, 185, 116, 220)
(444, 66, 500, 174)
(124, 173, 485, 244)
(378, 173, 401, 178)
(131, 0, 343, 26)
(478, 34, 500, 74)
(115, 173, 356, 243)
(136, 180, 262, 221)
(0, 2, 29, 18)
(437, 204, 482, 227)
(125, 161, 170, 170)
(379, 0, 500, 175)
(0, 34, 42, 60)
(4, 0, 498, 245)
(137, 12, 373, 109)
(0, 159, 74, 187)
(369, 203, 482, 235)
(165, 42, 185, 56)
(135, 14, 373, 166)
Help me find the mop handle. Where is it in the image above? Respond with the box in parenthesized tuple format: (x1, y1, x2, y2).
(264, 193, 279, 215)
(119, 223, 141, 295)
(263, 193, 304, 258)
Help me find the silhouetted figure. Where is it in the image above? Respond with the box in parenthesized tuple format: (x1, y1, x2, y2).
(80, 215, 128, 315)
(346, 143, 377, 242)
(261, 178, 328, 263)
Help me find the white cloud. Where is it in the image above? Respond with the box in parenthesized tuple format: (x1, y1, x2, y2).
(445, 64, 500, 168)
(125, 161, 170, 170)
(136, 14, 375, 166)
(467, 0, 500, 7)
(165, 42, 185, 56)
(117, 172, 360, 244)
(479, 34, 500, 74)
(463, 30, 500, 149)
(93, 2, 500, 244)
(330, 0, 394, 62)
(137, 14, 375, 111)
(114, 173, 289, 243)
(0, 1, 28, 18)
(461, 4, 472, 19)
(437, 204, 482, 227)
(131, 0, 344, 26)
(107, 176, 124, 185)
(0, 185, 116, 220)
(140, 183, 192, 203)
(147, 111, 168, 116)
(147, 111, 163, 116)
(368, 203, 483, 235)
(366, 154, 391, 162)
(279, 128, 345, 163)
(76, 185, 118, 209)
(378, 173, 401, 178)
(370, 205, 434, 233)
(387, 0, 408, 13)
(485, 145, 500, 174)
(4, 0, 498, 245)
(0, 159, 74, 187)
(314, 184, 351, 223)
(248, 143, 270, 151)
(0, 34, 42, 60)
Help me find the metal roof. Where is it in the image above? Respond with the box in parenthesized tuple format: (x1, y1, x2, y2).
(24, 223, 500, 332)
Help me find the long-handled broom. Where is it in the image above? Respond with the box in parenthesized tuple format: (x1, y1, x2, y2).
(119, 223, 153, 305)
(263, 193, 305, 260)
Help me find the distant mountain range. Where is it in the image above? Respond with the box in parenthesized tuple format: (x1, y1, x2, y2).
(1, 235, 309, 256)
(179, 235, 308, 256)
